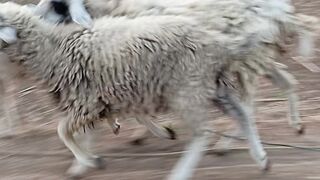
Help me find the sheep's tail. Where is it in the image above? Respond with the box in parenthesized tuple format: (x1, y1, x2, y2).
(293, 14, 320, 72)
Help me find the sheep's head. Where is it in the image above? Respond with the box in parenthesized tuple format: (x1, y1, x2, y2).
(35, 0, 92, 28)
(0, 2, 37, 46)
(0, 24, 17, 46)
(33, 0, 71, 25)
(0, 3, 18, 46)
(0, 3, 21, 46)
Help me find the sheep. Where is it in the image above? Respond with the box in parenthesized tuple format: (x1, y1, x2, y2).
(34, 0, 320, 148)
(0, 2, 271, 179)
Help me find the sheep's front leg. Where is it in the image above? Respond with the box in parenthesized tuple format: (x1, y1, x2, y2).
(167, 106, 211, 180)
(168, 134, 209, 180)
(57, 118, 105, 178)
(267, 68, 304, 134)
(67, 128, 101, 177)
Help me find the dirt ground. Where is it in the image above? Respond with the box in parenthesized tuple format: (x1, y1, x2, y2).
(1, 0, 320, 179)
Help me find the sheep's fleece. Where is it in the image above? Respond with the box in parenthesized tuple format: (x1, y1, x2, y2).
(0, 2, 253, 133)
(38, 0, 319, 98)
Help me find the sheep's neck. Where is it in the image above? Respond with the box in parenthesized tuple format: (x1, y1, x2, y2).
(7, 20, 64, 89)
(8, 14, 59, 65)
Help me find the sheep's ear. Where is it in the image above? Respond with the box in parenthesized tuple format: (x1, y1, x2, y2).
(0, 26, 17, 44)
(69, 1, 93, 28)
(22, 3, 38, 12)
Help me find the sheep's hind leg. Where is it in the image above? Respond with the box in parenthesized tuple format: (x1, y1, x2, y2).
(129, 115, 176, 145)
(135, 116, 176, 140)
(267, 68, 304, 134)
(105, 115, 176, 145)
(215, 85, 270, 171)
(57, 118, 105, 178)
(213, 74, 257, 155)
(129, 121, 150, 145)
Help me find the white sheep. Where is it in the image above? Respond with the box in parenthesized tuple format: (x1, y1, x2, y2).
(0, 2, 270, 179)
(34, 0, 319, 148)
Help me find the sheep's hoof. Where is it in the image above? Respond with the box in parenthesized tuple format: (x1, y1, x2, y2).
(262, 159, 272, 173)
(296, 125, 305, 135)
(164, 126, 177, 140)
(212, 149, 230, 156)
(112, 123, 121, 135)
(67, 175, 82, 180)
(94, 157, 106, 170)
(259, 156, 271, 173)
(129, 138, 146, 146)
(66, 164, 87, 179)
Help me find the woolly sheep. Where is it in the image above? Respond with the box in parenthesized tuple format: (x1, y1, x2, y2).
(0, 2, 270, 179)
(35, 0, 319, 147)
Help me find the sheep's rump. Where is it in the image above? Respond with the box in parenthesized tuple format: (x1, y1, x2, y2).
(81, 0, 317, 96)
(83, 0, 316, 66)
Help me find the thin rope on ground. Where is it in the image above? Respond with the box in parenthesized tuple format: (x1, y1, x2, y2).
(0, 131, 320, 158)
(210, 130, 320, 152)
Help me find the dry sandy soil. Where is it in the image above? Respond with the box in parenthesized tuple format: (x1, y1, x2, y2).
(0, 0, 320, 179)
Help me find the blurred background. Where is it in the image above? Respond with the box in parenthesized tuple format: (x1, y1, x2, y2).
(0, 0, 320, 179)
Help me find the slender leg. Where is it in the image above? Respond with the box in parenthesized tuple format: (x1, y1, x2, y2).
(215, 84, 270, 171)
(57, 117, 105, 177)
(213, 72, 256, 154)
(167, 105, 211, 180)
(135, 116, 176, 140)
(168, 134, 210, 180)
(128, 114, 176, 145)
(67, 127, 101, 177)
(267, 68, 304, 133)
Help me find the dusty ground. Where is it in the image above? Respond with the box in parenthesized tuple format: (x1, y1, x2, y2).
(1, 0, 320, 179)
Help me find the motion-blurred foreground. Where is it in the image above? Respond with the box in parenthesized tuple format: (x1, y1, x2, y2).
(0, 0, 320, 179)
